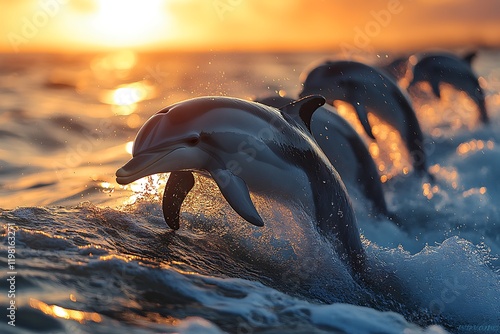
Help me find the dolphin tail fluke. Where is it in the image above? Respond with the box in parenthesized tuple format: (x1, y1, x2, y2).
(162, 171, 196, 230)
(210, 169, 265, 227)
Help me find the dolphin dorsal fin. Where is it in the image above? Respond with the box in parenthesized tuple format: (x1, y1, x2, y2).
(280, 95, 325, 131)
(463, 51, 477, 65)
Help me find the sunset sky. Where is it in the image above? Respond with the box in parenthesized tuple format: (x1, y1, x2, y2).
(1, 0, 499, 53)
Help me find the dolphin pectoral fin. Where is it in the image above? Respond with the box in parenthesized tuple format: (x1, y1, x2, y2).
(280, 95, 326, 131)
(430, 79, 441, 98)
(353, 104, 376, 140)
(209, 169, 264, 227)
(162, 171, 195, 230)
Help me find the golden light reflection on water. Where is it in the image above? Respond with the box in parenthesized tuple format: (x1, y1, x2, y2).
(457, 139, 495, 156)
(126, 114, 143, 129)
(429, 164, 459, 189)
(120, 174, 169, 205)
(114, 84, 153, 106)
(422, 182, 440, 200)
(100, 81, 157, 115)
(478, 76, 488, 89)
(98, 253, 141, 262)
(368, 142, 379, 157)
(91, 50, 138, 78)
(335, 101, 412, 181)
(424, 164, 487, 199)
(30, 299, 102, 323)
(463, 187, 487, 197)
(137, 313, 181, 326)
(99, 182, 115, 194)
(413, 84, 480, 132)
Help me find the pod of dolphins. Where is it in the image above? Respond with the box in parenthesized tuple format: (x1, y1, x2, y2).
(116, 51, 489, 288)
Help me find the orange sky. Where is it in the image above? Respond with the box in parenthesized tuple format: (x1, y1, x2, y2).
(1, 0, 499, 53)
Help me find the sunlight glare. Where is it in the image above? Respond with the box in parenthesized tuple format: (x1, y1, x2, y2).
(30, 299, 102, 323)
(125, 141, 134, 155)
(93, 0, 170, 47)
(120, 174, 170, 205)
(100, 81, 156, 115)
(91, 50, 138, 76)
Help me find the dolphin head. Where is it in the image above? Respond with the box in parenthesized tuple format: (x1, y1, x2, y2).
(299, 63, 348, 103)
(116, 96, 326, 187)
(116, 99, 213, 185)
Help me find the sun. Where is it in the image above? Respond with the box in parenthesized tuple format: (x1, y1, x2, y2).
(92, 0, 171, 47)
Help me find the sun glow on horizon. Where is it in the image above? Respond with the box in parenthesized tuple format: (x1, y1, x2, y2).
(0, 0, 499, 53)
(89, 0, 173, 48)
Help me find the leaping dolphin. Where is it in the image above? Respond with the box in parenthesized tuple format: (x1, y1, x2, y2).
(379, 56, 411, 82)
(300, 60, 430, 178)
(408, 52, 489, 124)
(116, 95, 366, 273)
(257, 95, 396, 222)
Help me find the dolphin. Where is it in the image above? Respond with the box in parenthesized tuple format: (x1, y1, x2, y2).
(300, 60, 430, 178)
(116, 95, 366, 273)
(408, 52, 489, 124)
(256, 95, 396, 222)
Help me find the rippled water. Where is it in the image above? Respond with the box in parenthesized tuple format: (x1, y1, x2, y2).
(1, 50, 500, 333)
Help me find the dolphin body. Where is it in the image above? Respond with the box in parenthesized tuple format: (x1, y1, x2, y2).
(116, 95, 366, 273)
(257, 95, 395, 221)
(408, 52, 489, 124)
(379, 56, 411, 82)
(300, 60, 430, 177)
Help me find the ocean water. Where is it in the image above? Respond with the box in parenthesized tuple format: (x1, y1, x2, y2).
(1, 50, 499, 333)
